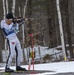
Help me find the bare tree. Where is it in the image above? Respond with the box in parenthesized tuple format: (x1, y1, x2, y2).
(2, 0, 7, 51)
(65, 0, 74, 59)
(6, 0, 8, 14)
(56, 0, 67, 61)
(12, 0, 16, 16)
(2, 0, 6, 19)
(18, 7, 21, 17)
(22, 0, 28, 63)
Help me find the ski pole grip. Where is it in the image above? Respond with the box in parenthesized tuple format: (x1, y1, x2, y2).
(29, 34, 33, 37)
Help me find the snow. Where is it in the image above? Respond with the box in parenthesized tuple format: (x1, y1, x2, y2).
(2, 46, 63, 62)
(0, 61, 74, 75)
(32, 61, 74, 75)
(24, 46, 63, 62)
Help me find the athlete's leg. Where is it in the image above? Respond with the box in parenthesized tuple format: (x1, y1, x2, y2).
(15, 46, 18, 67)
(6, 40, 16, 69)
(15, 38, 27, 71)
(15, 39, 23, 66)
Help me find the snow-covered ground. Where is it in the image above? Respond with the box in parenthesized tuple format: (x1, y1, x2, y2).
(1, 45, 73, 75)
(0, 61, 74, 75)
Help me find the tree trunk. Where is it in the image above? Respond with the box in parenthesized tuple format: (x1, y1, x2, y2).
(12, 0, 16, 16)
(65, 0, 74, 59)
(6, 0, 8, 14)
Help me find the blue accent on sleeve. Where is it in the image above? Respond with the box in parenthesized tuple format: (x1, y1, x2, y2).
(2, 28, 14, 36)
(0, 22, 1, 28)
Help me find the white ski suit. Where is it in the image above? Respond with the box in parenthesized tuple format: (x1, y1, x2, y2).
(1, 20, 23, 68)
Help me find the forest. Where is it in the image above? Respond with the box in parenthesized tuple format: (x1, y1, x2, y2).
(0, 0, 74, 62)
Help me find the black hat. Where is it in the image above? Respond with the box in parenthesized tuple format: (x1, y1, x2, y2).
(6, 13, 13, 19)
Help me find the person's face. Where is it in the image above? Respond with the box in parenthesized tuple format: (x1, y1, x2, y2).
(6, 19, 13, 25)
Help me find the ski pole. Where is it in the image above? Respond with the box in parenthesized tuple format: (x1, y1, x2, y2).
(28, 34, 34, 73)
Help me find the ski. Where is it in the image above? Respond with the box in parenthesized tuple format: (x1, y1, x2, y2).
(0, 69, 54, 75)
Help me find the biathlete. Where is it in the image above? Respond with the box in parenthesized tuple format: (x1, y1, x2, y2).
(0, 13, 27, 72)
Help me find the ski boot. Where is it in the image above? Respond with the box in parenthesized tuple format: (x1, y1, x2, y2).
(5, 68, 14, 72)
(16, 66, 27, 71)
